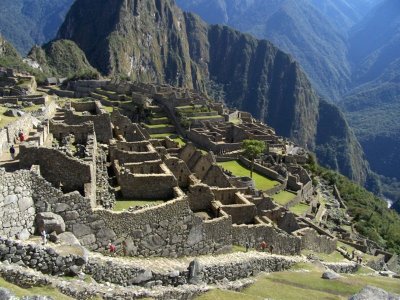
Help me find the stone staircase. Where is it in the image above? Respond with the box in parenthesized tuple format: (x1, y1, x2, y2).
(52, 109, 65, 123)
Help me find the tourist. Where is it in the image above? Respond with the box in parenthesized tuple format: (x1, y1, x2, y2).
(41, 228, 47, 245)
(18, 130, 25, 142)
(108, 242, 116, 255)
(260, 241, 267, 252)
(9, 145, 15, 160)
(245, 242, 250, 252)
(269, 244, 274, 254)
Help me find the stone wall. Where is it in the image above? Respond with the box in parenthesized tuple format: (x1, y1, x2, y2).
(65, 102, 112, 143)
(110, 146, 160, 163)
(239, 156, 283, 183)
(293, 227, 337, 254)
(5, 114, 35, 144)
(165, 157, 192, 188)
(187, 184, 215, 212)
(68, 80, 109, 97)
(94, 197, 232, 257)
(49, 121, 95, 144)
(19, 145, 94, 195)
(0, 169, 35, 238)
(111, 110, 150, 141)
(232, 224, 301, 255)
(0, 129, 8, 157)
(114, 161, 177, 200)
(202, 165, 231, 188)
(0, 237, 87, 276)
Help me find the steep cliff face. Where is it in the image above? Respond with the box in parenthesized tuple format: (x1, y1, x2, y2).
(55, 0, 369, 184)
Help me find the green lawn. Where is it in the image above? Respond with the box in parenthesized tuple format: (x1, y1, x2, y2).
(22, 104, 43, 112)
(0, 106, 18, 128)
(196, 263, 400, 300)
(302, 249, 347, 263)
(272, 190, 297, 206)
(172, 137, 186, 147)
(113, 200, 165, 211)
(0, 277, 73, 300)
(102, 105, 114, 113)
(289, 202, 310, 215)
(145, 124, 171, 129)
(189, 115, 222, 120)
(218, 161, 279, 191)
(151, 117, 168, 121)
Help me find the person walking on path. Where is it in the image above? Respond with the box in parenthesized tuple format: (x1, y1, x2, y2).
(18, 130, 25, 142)
(41, 228, 47, 245)
(9, 145, 15, 160)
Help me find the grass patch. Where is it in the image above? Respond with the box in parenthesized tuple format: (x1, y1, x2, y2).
(271, 190, 297, 206)
(218, 160, 280, 191)
(145, 124, 171, 129)
(0, 106, 19, 128)
(302, 249, 347, 263)
(151, 117, 168, 121)
(176, 105, 203, 111)
(232, 245, 247, 253)
(172, 137, 186, 147)
(189, 115, 222, 120)
(102, 105, 114, 113)
(0, 277, 73, 300)
(289, 202, 310, 215)
(197, 265, 400, 300)
(113, 200, 165, 211)
(22, 104, 42, 112)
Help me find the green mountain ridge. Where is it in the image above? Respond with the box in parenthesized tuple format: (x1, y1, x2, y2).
(48, 0, 371, 185)
(28, 39, 99, 79)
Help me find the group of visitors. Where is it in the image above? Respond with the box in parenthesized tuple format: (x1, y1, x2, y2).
(245, 241, 274, 254)
(107, 240, 128, 256)
(8, 130, 25, 160)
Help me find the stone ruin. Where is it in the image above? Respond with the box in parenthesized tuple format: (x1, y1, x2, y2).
(0, 79, 398, 297)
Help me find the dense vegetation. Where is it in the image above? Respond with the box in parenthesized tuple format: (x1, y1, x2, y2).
(307, 156, 400, 254)
(0, 0, 73, 54)
(28, 39, 99, 80)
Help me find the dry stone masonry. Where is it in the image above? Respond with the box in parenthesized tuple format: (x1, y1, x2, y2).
(0, 77, 398, 297)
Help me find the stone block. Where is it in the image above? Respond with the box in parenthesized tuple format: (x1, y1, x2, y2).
(35, 212, 66, 234)
(18, 196, 34, 212)
(16, 229, 30, 241)
(72, 224, 92, 238)
(58, 232, 81, 246)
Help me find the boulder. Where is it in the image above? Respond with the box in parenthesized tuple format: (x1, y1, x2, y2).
(4, 109, 20, 117)
(58, 232, 81, 246)
(35, 212, 65, 234)
(188, 259, 203, 284)
(349, 285, 400, 300)
(322, 270, 341, 280)
(0, 287, 15, 300)
(16, 228, 30, 241)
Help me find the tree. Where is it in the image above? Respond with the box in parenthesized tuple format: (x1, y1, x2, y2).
(242, 139, 266, 178)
